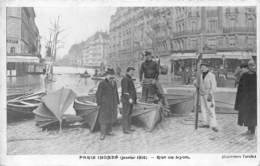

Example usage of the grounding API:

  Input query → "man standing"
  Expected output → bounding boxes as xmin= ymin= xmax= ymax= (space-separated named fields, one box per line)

xmin=139 ymin=51 xmax=159 ymax=102
xmin=194 ymin=63 xmax=218 ymax=132
xmin=217 ymin=65 xmax=227 ymax=87
xmin=96 ymin=68 xmax=120 ymax=140
xmin=234 ymin=63 xmax=249 ymax=87
xmin=121 ymin=67 xmax=137 ymax=134
xmin=235 ymin=60 xmax=257 ymax=140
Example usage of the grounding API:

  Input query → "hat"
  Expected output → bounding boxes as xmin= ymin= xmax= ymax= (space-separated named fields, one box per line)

xmin=144 ymin=51 xmax=152 ymax=56
xmin=105 ymin=68 xmax=115 ymax=75
xmin=126 ymin=66 xmax=135 ymax=72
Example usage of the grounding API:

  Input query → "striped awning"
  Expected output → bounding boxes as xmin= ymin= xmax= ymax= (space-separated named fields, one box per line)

xmin=216 ymin=52 xmax=253 ymax=59
xmin=7 ymin=56 xmax=40 ymax=63
xmin=171 ymin=53 xmax=198 ymax=60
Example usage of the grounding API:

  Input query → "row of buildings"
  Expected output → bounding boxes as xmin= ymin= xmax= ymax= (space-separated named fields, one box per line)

xmin=82 ymin=32 xmax=109 ymax=68
xmin=106 ymin=7 xmax=256 ymax=78
xmin=6 ymin=7 xmax=42 ymax=76
xmin=65 ymin=31 xmax=109 ymax=69
xmin=63 ymin=7 xmax=256 ymax=79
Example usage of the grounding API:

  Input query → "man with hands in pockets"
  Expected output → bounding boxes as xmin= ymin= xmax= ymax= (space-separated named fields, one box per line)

xmin=121 ymin=66 xmax=137 ymax=134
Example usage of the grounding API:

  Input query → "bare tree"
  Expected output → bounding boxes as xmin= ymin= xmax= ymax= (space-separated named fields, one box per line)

xmin=45 ymin=16 xmax=65 ymax=79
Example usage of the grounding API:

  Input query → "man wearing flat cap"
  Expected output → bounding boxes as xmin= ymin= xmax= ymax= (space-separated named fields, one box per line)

xmin=139 ymin=51 xmax=160 ymax=102
xmin=96 ymin=68 xmax=120 ymax=140
xmin=194 ymin=62 xmax=218 ymax=132
xmin=121 ymin=66 xmax=137 ymax=134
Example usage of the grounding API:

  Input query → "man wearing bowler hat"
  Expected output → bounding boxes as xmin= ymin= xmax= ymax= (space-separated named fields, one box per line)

xmin=194 ymin=62 xmax=218 ymax=132
xmin=121 ymin=66 xmax=137 ymax=134
xmin=96 ymin=68 xmax=120 ymax=140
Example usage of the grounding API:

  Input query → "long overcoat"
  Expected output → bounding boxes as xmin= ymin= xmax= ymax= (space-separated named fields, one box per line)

xmin=234 ymin=71 xmax=257 ymax=127
xmin=96 ymin=78 xmax=119 ymax=125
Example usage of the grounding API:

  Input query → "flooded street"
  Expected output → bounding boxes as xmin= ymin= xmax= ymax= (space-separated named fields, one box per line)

xmin=6 ymin=66 xmax=256 ymax=154
xmin=7 ymin=66 xmax=98 ymax=96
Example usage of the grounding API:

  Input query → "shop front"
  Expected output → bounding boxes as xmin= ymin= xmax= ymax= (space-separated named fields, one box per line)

xmin=171 ymin=52 xmax=198 ymax=76
xmin=203 ymin=51 xmax=254 ymax=72
xmin=7 ymin=55 xmax=40 ymax=77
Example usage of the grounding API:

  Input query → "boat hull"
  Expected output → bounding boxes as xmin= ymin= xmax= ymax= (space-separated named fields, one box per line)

xmin=131 ymin=103 xmax=161 ymax=132
xmin=165 ymin=94 xmax=194 ymax=116
xmin=80 ymin=74 xmax=91 ymax=78
xmin=7 ymin=91 xmax=46 ymax=122
xmin=73 ymin=96 xmax=99 ymax=132
xmin=7 ymin=104 xmax=37 ymax=122
xmin=91 ymin=76 xmax=104 ymax=81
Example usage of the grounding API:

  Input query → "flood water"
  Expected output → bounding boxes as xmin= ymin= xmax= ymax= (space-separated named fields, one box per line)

xmin=7 ymin=66 xmax=98 ymax=96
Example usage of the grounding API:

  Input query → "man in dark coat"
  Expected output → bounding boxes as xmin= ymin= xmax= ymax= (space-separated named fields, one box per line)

xmin=234 ymin=63 xmax=249 ymax=87
xmin=121 ymin=66 xmax=137 ymax=134
xmin=96 ymin=68 xmax=120 ymax=140
xmin=234 ymin=60 xmax=257 ymax=140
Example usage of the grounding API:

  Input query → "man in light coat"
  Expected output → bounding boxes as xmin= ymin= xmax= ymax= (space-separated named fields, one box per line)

xmin=194 ymin=63 xmax=218 ymax=132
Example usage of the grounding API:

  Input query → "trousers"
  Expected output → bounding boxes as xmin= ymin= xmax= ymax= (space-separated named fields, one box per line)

xmin=100 ymin=123 xmax=112 ymax=136
xmin=200 ymin=94 xmax=218 ymax=128
xmin=141 ymin=78 xmax=168 ymax=105
xmin=122 ymin=103 xmax=133 ymax=131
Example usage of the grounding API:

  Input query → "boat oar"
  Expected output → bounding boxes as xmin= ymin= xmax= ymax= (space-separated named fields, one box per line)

xmin=195 ymin=53 xmax=203 ymax=130
xmin=8 ymin=90 xmax=44 ymax=103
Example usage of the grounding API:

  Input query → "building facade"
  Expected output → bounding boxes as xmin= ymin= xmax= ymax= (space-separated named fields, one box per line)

xmin=108 ymin=7 xmax=176 ymax=79
xmin=82 ymin=31 xmax=109 ymax=68
xmin=108 ymin=7 xmax=256 ymax=79
xmin=171 ymin=7 xmax=256 ymax=73
xmin=6 ymin=7 xmax=41 ymax=76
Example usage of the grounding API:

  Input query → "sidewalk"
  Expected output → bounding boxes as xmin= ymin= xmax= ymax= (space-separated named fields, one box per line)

xmin=7 ymin=113 xmax=256 ymax=154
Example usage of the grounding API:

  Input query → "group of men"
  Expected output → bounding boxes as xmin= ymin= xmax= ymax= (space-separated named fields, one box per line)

xmin=95 ymin=66 xmax=137 ymax=140
xmin=95 ymin=50 xmax=257 ymax=141
xmin=95 ymin=51 xmax=164 ymax=140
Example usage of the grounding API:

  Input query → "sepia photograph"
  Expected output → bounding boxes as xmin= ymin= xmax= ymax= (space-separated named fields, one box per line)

xmin=2 ymin=1 xmax=258 ymax=160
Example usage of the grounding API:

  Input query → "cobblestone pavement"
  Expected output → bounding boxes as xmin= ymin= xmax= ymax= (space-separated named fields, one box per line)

xmin=7 ymin=112 xmax=256 ymax=154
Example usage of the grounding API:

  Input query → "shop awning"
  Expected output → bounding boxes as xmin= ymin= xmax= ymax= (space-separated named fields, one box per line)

xmin=216 ymin=52 xmax=253 ymax=59
xmin=202 ymin=53 xmax=223 ymax=59
xmin=7 ymin=56 xmax=40 ymax=63
xmin=171 ymin=53 xmax=198 ymax=60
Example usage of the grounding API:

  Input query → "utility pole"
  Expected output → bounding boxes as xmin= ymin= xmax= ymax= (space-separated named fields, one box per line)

xmin=195 ymin=7 xmax=205 ymax=130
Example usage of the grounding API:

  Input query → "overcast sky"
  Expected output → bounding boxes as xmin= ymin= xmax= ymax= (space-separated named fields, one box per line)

xmin=34 ymin=7 xmax=116 ymax=59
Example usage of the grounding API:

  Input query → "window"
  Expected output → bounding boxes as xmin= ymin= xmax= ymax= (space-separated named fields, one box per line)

xmin=208 ymin=19 xmax=218 ymax=32
xmin=10 ymin=47 xmax=15 ymax=54
xmin=207 ymin=38 xmax=216 ymax=48
xmin=247 ymin=36 xmax=255 ymax=48
xmin=229 ymin=36 xmax=236 ymax=47
xmin=191 ymin=21 xmax=197 ymax=31
xmin=230 ymin=18 xmax=236 ymax=28
xmin=247 ymin=18 xmax=255 ymax=28
xmin=191 ymin=39 xmax=197 ymax=49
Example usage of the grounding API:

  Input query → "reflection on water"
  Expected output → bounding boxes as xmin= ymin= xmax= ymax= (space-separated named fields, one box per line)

xmin=7 ymin=66 xmax=98 ymax=96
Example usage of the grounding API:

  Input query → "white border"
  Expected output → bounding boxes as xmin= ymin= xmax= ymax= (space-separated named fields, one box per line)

xmin=0 ymin=0 xmax=259 ymax=166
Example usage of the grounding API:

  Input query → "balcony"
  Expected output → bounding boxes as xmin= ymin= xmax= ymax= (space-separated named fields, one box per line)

xmin=172 ymin=29 xmax=202 ymax=38
xmin=223 ymin=27 xmax=256 ymax=33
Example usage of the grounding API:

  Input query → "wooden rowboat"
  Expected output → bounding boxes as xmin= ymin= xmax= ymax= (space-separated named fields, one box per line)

xmin=131 ymin=102 xmax=161 ymax=132
xmin=165 ymin=93 xmax=194 ymax=116
xmin=73 ymin=96 xmax=99 ymax=132
xmin=80 ymin=73 xmax=91 ymax=78
xmin=7 ymin=91 xmax=46 ymax=122
xmin=91 ymin=76 xmax=105 ymax=81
